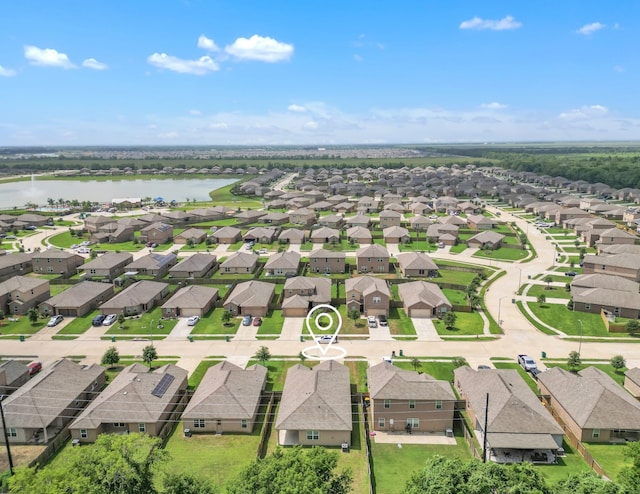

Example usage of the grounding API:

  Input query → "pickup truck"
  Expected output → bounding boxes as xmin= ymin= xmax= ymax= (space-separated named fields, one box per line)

xmin=518 ymin=354 xmax=538 ymax=372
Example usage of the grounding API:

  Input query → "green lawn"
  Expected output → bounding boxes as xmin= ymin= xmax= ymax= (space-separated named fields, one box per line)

xmin=473 ymin=247 xmax=529 ymax=261
xmin=246 ymin=359 xmax=319 ymax=391
xmin=0 ymin=316 xmax=47 ymax=335
xmin=50 ymin=284 xmax=73 ymax=296
xmin=534 ymin=440 xmax=593 ymax=486
xmin=57 ymin=310 xmax=99 ymax=335
xmin=441 ymin=288 xmax=468 ymax=305
xmin=435 ymin=268 xmax=481 ymax=286
xmin=388 ymin=308 xmax=416 ymax=336
xmin=256 ymin=310 xmax=284 ymax=335
xmin=208 ymin=183 xmax=261 ymax=209
xmin=527 ymin=303 xmax=610 ymax=337
xmin=345 ymin=360 xmax=369 ymax=392
xmin=189 ymin=308 xmax=240 ymax=335
xmin=527 ymin=284 xmax=571 ymax=300
xmin=336 ymin=403 xmax=370 ymax=494
xmin=433 ymin=311 xmax=484 ymax=336
xmin=584 ymin=442 xmax=632 ymax=481
xmin=449 ymin=243 xmax=468 ymax=254
xmin=392 ymin=360 xmax=464 ymax=382
xmin=188 ymin=359 xmax=225 ymax=388
xmin=105 ymin=307 xmax=177 ymax=335
xmin=397 ymin=241 xmax=437 ymax=252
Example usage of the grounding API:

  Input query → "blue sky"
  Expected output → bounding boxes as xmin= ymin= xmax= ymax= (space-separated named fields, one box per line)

xmin=1 ymin=1 xmax=638 ymax=145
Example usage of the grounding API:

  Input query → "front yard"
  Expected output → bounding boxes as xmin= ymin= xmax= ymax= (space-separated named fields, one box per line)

xmin=189 ymin=308 xmax=241 ymax=335
xmin=104 ymin=307 xmax=177 ymax=335
xmin=527 ymin=303 xmax=611 ymax=337
xmin=433 ymin=310 xmax=484 ymax=336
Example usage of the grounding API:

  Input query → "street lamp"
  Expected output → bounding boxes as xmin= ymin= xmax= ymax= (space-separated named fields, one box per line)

xmin=497 ymin=296 xmax=508 ymax=327
xmin=578 ymin=319 xmax=584 ymax=356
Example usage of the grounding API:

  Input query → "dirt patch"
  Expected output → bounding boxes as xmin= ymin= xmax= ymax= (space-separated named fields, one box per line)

xmin=0 ymin=444 xmax=46 ymax=473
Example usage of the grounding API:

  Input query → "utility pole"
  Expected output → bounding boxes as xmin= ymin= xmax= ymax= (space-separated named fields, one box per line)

xmin=0 ymin=396 xmax=14 ymax=475
xmin=482 ymin=393 xmax=489 ymax=463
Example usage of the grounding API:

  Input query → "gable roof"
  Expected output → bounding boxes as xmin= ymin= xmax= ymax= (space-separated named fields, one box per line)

xmin=278 ymin=228 xmax=305 ymax=240
xmin=264 ymin=251 xmax=301 ymax=270
xmin=283 ymin=277 xmax=331 ymax=303
xmin=356 ymin=244 xmax=390 ymax=258
xmin=225 ymin=280 xmax=275 ymax=308
xmin=345 ymin=276 xmax=390 ymax=297
xmin=0 ymin=275 xmax=48 ymax=296
xmin=468 ymin=231 xmax=505 ymax=244
xmin=41 ymin=281 xmax=113 ymax=308
xmin=571 ymin=273 xmax=639 ymax=293
xmin=81 ymin=252 xmax=134 ymax=271
xmin=309 ymin=248 xmax=345 ymax=260
xmin=212 ymin=226 xmax=242 ymax=238
xmin=127 ymin=253 xmax=177 ymax=270
xmin=383 ymin=226 xmax=410 ymax=237
xmin=169 ymin=253 xmax=217 ymax=274
xmin=368 ymin=362 xmax=455 ymax=401
xmin=396 ymin=252 xmax=438 ymax=271
xmin=346 ymin=226 xmax=372 ymax=239
xmin=0 ymin=360 xmax=28 ymax=388
xmin=310 ymin=227 xmax=340 ymax=239
xmin=398 ymin=281 xmax=450 ymax=309
xmin=220 ymin=252 xmax=258 ymax=268
xmin=99 ymin=281 xmax=168 ymax=310
xmin=161 ymin=285 xmax=218 ymax=310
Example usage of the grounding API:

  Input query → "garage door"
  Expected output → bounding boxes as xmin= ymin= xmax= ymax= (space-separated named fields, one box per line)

xmin=409 ymin=309 xmax=433 ymax=318
xmin=283 ymin=308 xmax=307 ymax=317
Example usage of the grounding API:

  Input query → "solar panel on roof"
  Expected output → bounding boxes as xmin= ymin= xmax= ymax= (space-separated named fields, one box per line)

xmin=151 ymin=373 xmax=175 ymax=398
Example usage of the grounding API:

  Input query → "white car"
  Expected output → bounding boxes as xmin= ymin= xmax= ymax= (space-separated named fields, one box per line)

xmin=102 ymin=314 xmax=117 ymax=326
xmin=187 ymin=316 xmax=200 ymax=326
xmin=367 ymin=316 xmax=377 ymax=324
xmin=316 ymin=335 xmax=338 ymax=344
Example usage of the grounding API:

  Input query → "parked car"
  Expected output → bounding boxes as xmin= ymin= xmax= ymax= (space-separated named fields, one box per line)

xmin=102 ymin=314 xmax=117 ymax=326
xmin=24 ymin=225 xmax=37 ymax=231
xmin=252 ymin=317 xmax=263 ymax=326
xmin=187 ymin=315 xmax=200 ymax=326
xmin=564 ymin=271 xmax=577 ymax=277
xmin=317 ymin=335 xmax=338 ymax=344
xmin=367 ymin=315 xmax=377 ymax=324
xmin=77 ymin=247 xmax=91 ymax=254
xmin=47 ymin=315 xmax=64 ymax=327
xmin=368 ymin=319 xmax=378 ymax=328
xmin=477 ymin=365 xmax=491 ymax=370
xmin=378 ymin=315 xmax=388 ymax=326
xmin=258 ymin=248 xmax=268 ymax=254
xmin=242 ymin=315 xmax=252 ymax=326
xmin=92 ymin=314 xmax=107 ymax=326
xmin=27 ymin=361 xmax=42 ymax=376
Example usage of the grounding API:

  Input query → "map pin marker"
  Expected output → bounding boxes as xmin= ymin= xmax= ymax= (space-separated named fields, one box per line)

xmin=305 ymin=304 xmax=342 ymax=356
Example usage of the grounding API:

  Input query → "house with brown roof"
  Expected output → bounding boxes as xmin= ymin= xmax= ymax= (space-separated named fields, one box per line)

xmin=289 ymin=208 xmax=316 ymax=226
xmin=408 ymin=215 xmax=432 ymax=231
xmin=318 ymin=214 xmax=344 ymax=229
xmin=161 ymin=210 xmax=192 ymax=225
xmin=0 ymin=359 xmax=105 ymax=444
xmin=345 ymin=213 xmax=371 ymax=228
xmin=467 ymin=231 xmax=505 ymax=250
xmin=98 ymin=280 xmax=169 ymax=316
xmin=140 ymin=222 xmax=174 ymax=244
xmin=69 ymin=364 xmax=187 ymax=443
xmin=174 ymin=228 xmax=207 ymax=244
xmin=281 ymin=277 xmax=331 ymax=317
xmin=161 ymin=285 xmax=219 ymax=318
xmin=455 ymin=367 xmax=563 ymax=463
xmin=396 ymin=252 xmax=438 ymax=277
xmin=79 ymin=252 xmax=133 ymax=281
xmin=345 ymin=276 xmax=390 ymax=317
xmin=234 ymin=210 xmax=267 ymax=224
xmin=91 ymin=224 xmax=135 ymax=244
xmin=278 ymin=228 xmax=306 ymax=244
xmin=0 ymin=276 xmax=50 ymax=316
xmin=595 ymin=227 xmax=637 ymax=247
xmin=555 ymin=207 xmax=591 ymax=225
xmin=219 ymin=252 xmax=258 ymax=274
xmin=571 ymin=274 xmax=640 ymax=319
xmin=346 ymin=226 xmax=372 ymax=244
xmin=426 ymin=223 xmax=459 ymax=246
xmin=243 ymin=227 xmax=278 ymax=244
xmin=624 ymin=368 xmax=640 ymax=398
xmin=261 ymin=212 xmax=290 ymax=225
xmin=398 ymin=281 xmax=451 ymax=318
xmin=126 ymin=253 xmax=178 ymax=278
xmin=32 ymin=249 xmax=84 ymax=278
xmin=538 ymin=366 xmax=640 ymax=443
xmin=383 ymin=225 xmax=410 ymax=244
xmin=264 ymin=251 xmax=300 ymax=277
xmin=467 ymin=214 xmax=497 ymax=230
xmin=0 ymin=253 xmax=33 ymax=281
xmin=224 ymin=280 xmax=275 ymax=316
xmin=582 ymin=253 xmax=640 ymax=281
xmin=0 ymin=360 xmax=29 ymax=396
xmin=356 ymin=244 xmax=390 ymax=273
xmin=368 ymin=362 xmax=456 ymax=433
xmin=379 ymin=210 xmax=402 ymax=228
xmin=15 ymin=213 xmax=49 ymax=227
xmin=39 ymin=281 xmax=114 ymax=317
xmin=211 ymin=226 xmax=242 ymax=244
xmin=168 ymin=253 xmax=217 ymax=278
xmin=276 ymin=361 xmax=352 ymax=446
xmin=308 ymin=249 xmax=345 ymax=274
xmin=84 ymin=215 xmax=116 ymax=233
xmin=182 ymin=361 xmax=267 ymax=434
xmin=310 ymin=227 xmax=340 ymax=244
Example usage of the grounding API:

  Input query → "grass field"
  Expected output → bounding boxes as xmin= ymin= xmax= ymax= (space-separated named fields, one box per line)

xmin=105 ymin=307 xmax=177 ymax=335
xmin=527 ymin=303 xmax=610 ymax=337
xmin=388 ymin=308 xmax=416 ymax=336
xmin=433 ymin=311 xmax=484 ymax=336
xmin=256 ymin=309 xmax=284 ymax=334
xmin=57 ymin=310 xmax=98 ymax=334
xmin=473 ymin=247 xmax=529 ymax=262
xmin=526 ymin=284 xmax=571 ymax=300
xmin=584 ymin=442 xmax=632 ymax=481
xmin=189 ymin=308 xmax=241 ymax=335
xmin=392 ymin=360 xmax=464 ymax=382
xmin=0 ymin=316 xmax=47 ymax=335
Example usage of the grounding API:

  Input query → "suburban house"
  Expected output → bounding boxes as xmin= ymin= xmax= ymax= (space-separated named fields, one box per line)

xmin=211 ymin=226 xmax=242 ymax=244
xmin=264 ymin=251 xmax=300 ymax=277
xmin=0 ymin=253 xmax=33 ymax=281
xmin=396 ymin=252 xmax=439 ymax=277
xmin=0 ymin=276 xmax=50 ymax=315
xmin=15 ymin=213 xmax=49 ymax=227
xmin=379 ymin=210 xmax=402 ymax=228
xmin=275 ymin=360 xmax=352 ymax=446
xmin=537 ymin=366 xmax=640 ymax=443
xmin=174 ymin=228 xmax=207 ymax=244
xmin=467 ymin=231 xmax=505 ymax=250
xmin=234 ymin=210 xmax=266 ymax=224
xmin=426 ymin=223 xmax=459 ymax=246
xmin=345 ymin=276 xmax=390 ymax=317
xmin=455 ymin=367 xmax=563 ymax=464
xmin=398 ymin=281 xmax=451 ymax=318
xmin=318 ymin=215 xmax=345 ymax=229
xmin=219 ymin=252 xmax=258 ymax=274
xmin=39 ymin=281 xmax=114 ymax=317
xmin=310 ymin=227 xmax=340 ymax=244
xmin=79 ymin=252 xmax=133 ymax=281
xmin=0 ymin=360 xmax=29 ymax=396
xmin=624 ymin=368 xmax=640 ymax=398
xmin=140 ymin=222 xmax=174 ymax=244
xmin=69 ymin=364 xmax=188 ymax=443
xmin=182 ymin=361 xmax=267 ymax=434
xmin=32 ymin=249 xmax=84 ymax=278
xmin=289 ymin=208 xmax=316 ymax=226
xmin=0 ymin=359 xmax=105 ymax=444
xmin=243 ymin=227 xmax=278 ymax=244
xmin=582 ymin=254 xmax=640 ymax=281
xmin=345 ymin=214 xmax=372 ymax=228
xmin=281 ymin=277 xmax=331 ymax=317
xmin=383 ymin=226 xmax=411 ymax=244
xmin=161 ymin=285 xmax=219 ymax=318
xmin=261 ymin=212 xmax=290 ymax=225
xmin=346 ymin=226 xmax=372 ymax=244
xmin=570 ymin=274 xmax=640 ymax=319
xmin=309 ymin=249 xmax=345 ymax=274
xmin=161 ymin=210 xmax=192 ymax=225
xmin=90 ymin=224 xmax=135 ymax=244
xmin=555 ymin=207 xmax=591 ymax=225
xmin=367 ymin=362 xmax=456 ymax=433
xmin=84 ymin=216 xmax=116 ymax=233
xmin=224 ymin=280 xmax=275 ymax=317
xmin=168 ymin=253 xmax=217 ymax=278
xmin=278 ymin=228 xmax=306 ymax=244
xmin=98 ymin=280 xmax=169 ymax=316
xmin=595 ymin=227 xmax=637 ymax=247
xmin=408 ymin=215 xmax=433 ymax=232
xmin=356 ymin=244 xmax=390 ymax=273
xmin=125 ymin=253 xmax=178 ymax=278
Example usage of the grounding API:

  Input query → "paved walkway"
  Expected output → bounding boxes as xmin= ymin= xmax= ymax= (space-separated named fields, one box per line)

xmin=368 ymin=326 xmax=393 ymax=341
xmin=412 ymin=318 xmax=441 ymax=341
xmin=372 ymin=430 xmax=457 ymax=445
xmin=233 ymin=323 xmax=258 ymax=341
xmin=278 ymin=317 xmax=304 ymax=341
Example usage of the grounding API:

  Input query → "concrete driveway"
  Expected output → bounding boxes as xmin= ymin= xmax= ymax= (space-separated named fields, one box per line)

xmin=167 ymin=318 xmax=193 ymax=340
xmin=279 ymin=317 xmax=304 ymax=341
xmin=411 ymin=318 xmax=441 ymax=341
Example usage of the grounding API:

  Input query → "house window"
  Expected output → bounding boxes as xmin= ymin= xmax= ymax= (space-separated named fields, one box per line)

xmin=592 ymin=429 xmax=600 ymax=439
xmin=8 ymin=428 xmax=17 ymax=437
xmin=409 ymin=400 xmax=416 ymax=409
xmin=113 ymin=423 xmax=125 ymax=428
xmin=224 ymin=267 xmax=230 ymax=273
xmin=378 ymin=266 xmax=385 ymax=272
xmin=373 ymin=296 xmax=381 ymax=304
xmin=193 ymin=419 xmax=206 ymax=428
xmin=241 ymin=419 xmax=248 ymax=429
xmin=585 ymin=304 xmax=591 ymax=310
xmin=80 ymin=429 xmax=87 ymax=439
xmin=383 ymin=399 xmax=391 ymax=409
xmin=614 ymin=307 xmax=620 ymax=314
xmin=435 ymin=400 xmax=443 ymax=409
xmin=406 ymin=418 xmax=419 ymax=429
xmin=418 ymin=269 xmax=425 ymax=275
xmin=139 ymin=423 xmax=146 ymax=433
xmin=378 ymin=417 xmax=385 ymax=428
xmin=306 ymin=430 xmax=319 ymax=441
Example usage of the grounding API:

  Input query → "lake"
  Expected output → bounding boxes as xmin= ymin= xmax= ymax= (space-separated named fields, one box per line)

xmin=0 ymin=177 xmax=239 ymax=208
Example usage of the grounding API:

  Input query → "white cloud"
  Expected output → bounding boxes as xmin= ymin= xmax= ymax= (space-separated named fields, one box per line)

xmin=147 ymin=53 xmax=219 ymax=75
xmin=558 ymin=105 xmax=608 ymax=120
xmin=197 ymin=35 xmax=219 ymax=52
xmin=577 ymin=22 xmax=605 ymax=35
xmin=480 ymin=102 xmax=508 ymax=110
xmin=24 ymin=45 xmax=75 ymax=68
xmin=189 ymin=109 xmax=202 ymax=115
xmin=459 ymin=15 xmax=522 ymax=31
xmin=224 ymin=35 xmax=293 ymax=62
xmin=0 ymin=65 xmax=17 ymax=77
xmin=288 ymin=104 xmax=306 ymax=113
xmin=303 ymin=121 xmax=319 ymax=130
xmin=82 ymin=58 xmax=108 ymax=70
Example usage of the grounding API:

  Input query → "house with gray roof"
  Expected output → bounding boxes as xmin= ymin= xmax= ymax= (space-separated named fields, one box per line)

xmin=169 ymin=253 xmax=217 ymax=278
xmin=211 ymin=226 xmax=242 ymax=244
xmin=140 ymin=222 xmax=174 ymax=244
xmin=243 ymin=227 xmax=278 ymax=244
xmin=84 ymin=215 xmax=116 ymax=233
xmin=318 ymin=214 xmax=345 ymax=229
xmin=379 ymin=210 xmax=402 ymax=228
xmin=0 ymin=359 xmax=105 ymax=444
xmin=467 ymin=230 xmax=505 ymax=250
xmin=345 ymin=276 xmax=390 ymax=317
xmin=32 ymin=249 xmax=84 ymax=278
xmin=264 ymin=251 xmax=300 ymax=277
xmin=356 ymin=244 xmax=390 ymax=273
xmin=368 ymin=362 xmax=456 ymax=433
xmin=126 ymin=252 xmax=178 ymax=278
xmin=345 ymin=213 xmax=371 ymax=228
xmin=467 ymin=214 xmax=497 ymax=230
xmin=408 ymin=215 xmax=432 ymax=231
xmin=282 ymin=277 xmax=331 ymax=317
xmin=289 ymin=208 xmax=316 ymax=226
xmin=398 ymin=281 xmax=451 ymax=318
xmin=278 ymin=228 xmax=306 ymax=244
xmin=582 ymin=253 xmax=640 ymax=281
xmin=595 ymin=227 xmax=637 ymax=248
xmin=455 ymin=367 xmax=563 ymax=463
xmin=276 ymin=360 xmax=352 ymax=446
xmin=308 ymin=249 xmax=345 ymax=274
xmin=0 ymin=252 xmax=33 ymax=281
xmin=219 ymin=252 xmax=258 ymax=274
xmin=0 ymin=360 xmax=29 ymax=396
xmin=538 ymin=366 xmax=640 ymax=443
xmin=161 ymin=285 xmax=219 ymax=318
xmin=234 ymin=210 xmax=266 ymax=224
xmin=383 ymin=225 xmax=410 ymax=244
xmin=310 ymin=226 xmax=340 ymax=244
xmin=39 ymin=281 xmax=114 ymax=317
xmin=346 ymin=226 xmax=372 ymax=244
xmin=79 ymin=252 xmax=133 ymax=281
xmin=98 ymin=280 xmax=169 ymax=316
xmin=571 ymin=274 xmax=640 ymax=318
xmin=261 ymin=212 xmax=290 ymax=225
xmin=182 ymin=361 xmax=267 ymax=434
xmin=69 ymin=364 xmax=187 ymax=443
xmin=396 ymin=252 xmax=438 ymax=277
xmin=174 ymin=227 xmax=207 ymax=244
xmin=224 ymin=280 xmax=275 ymax=317
xmin=0 ymin=276 xmax=50 ymax=316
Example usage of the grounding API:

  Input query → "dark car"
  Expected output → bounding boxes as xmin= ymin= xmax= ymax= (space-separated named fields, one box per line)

xmin=92 ymin=314 xmax=107 ymax=326
xmin=564 ymin=271 xmax=577 ymax=277
xmin=378 ymin=315 xmax=388 ymax=327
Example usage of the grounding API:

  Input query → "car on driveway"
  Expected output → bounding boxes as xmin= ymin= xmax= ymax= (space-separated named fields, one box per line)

xmin=368 ymin=319 xmax=378 ymax=328
xmin=47 ymin=315 xmax=64 ymax=327
xmin=27 ymin=361 xmax=42 ymax=375
xmin=92 ymin=314 xmax=106 ymax=326
xmin=102 ymin=314 xmax=117 ymax=326
xmin=187 ymin=315 xmax=200 ymax=326
xmin=565 ymin=271 xmax=577 ymax=277
xmin=252 ymin=317 xmax=263 ymax=326
xmin=378 ymin=315 xmax=388 ymax=326
xmin=242 ymin=315 xmax=252 ymax=326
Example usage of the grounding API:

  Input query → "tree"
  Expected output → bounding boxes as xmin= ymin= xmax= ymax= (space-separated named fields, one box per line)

xmin=628 ymin=320 xmax=640 ymax=333
xmin=347 ymin=308 xmax=361 ymax=326
xmin=410 ymin=357 xmax=422 ymax=373
xmin=221 ymin=310 xmax=232 ymax=327
xmin=163 ymin=473 xmax=216 ymax=494
xmin=101 ymin=346 xmax=120 ymax=369
xmin=567 ymin=351 xmax=582 ymax=372
xmin=468 ymin=294 xmax=481 ymax=310
xmin=552 ymin=472 xmax=623 ymax=494
xmin=297 ymin=351 xmax=307 ymax=365
xmin=442 ymin=311 xmax=456 ymax=330
xmin=142 ymin=344 xmax=158 ymax=368
xmin=254 ymin=346 xmax=271 ymax=365
xmin=452 ymin=357 xmax=466 ymax=368
xmin=618 ymin=442 xmax=640 ymax=493
xmin=227 ymin=446 xmax=352 ymax=494
xmin=8 ymin=433 xmax=167 ymax=494
xmin=28 ymin=307 xmax=39 ymax=324
xmin=543 ymin=275 xmax=553 ymax=290
xmin=117 ymin=312 xmax=125 ymax=329
xmin=611 ymin=355 xmax=626 ymax=373
xmin=537 ymin=294 xmax=546 ymax=305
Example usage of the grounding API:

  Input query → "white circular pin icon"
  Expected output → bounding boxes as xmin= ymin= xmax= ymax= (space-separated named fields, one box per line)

xmin=302 ymin=304 xmax=346 ymax=360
